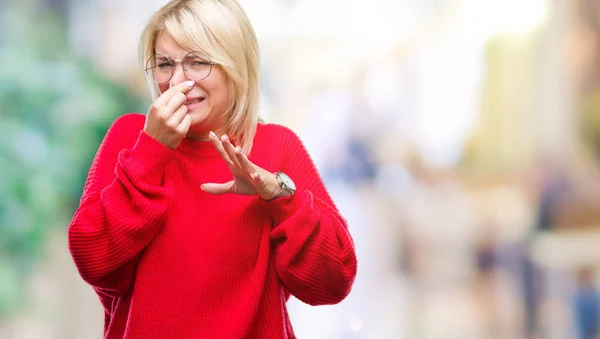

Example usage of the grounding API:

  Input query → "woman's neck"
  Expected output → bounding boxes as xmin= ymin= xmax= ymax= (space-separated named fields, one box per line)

xmin=186 ymin=127 xmax=226 ymax=142
xmin=185 ymin=132 xmax=210 ymax=142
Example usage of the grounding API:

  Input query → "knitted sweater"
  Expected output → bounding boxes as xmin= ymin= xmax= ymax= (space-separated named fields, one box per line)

xmin=68 ymin=113 xmax=357 ymax=339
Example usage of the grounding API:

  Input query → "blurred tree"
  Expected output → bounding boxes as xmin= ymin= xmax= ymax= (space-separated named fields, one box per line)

xmin=0 ymin=4 xmax=144 ymax=320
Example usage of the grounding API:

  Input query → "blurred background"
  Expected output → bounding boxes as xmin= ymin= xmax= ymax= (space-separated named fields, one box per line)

xmin=2 ymin=0 xmax=600 ymax=338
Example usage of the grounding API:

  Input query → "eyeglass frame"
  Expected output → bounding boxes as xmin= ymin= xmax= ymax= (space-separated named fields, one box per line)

xmin=144 ymin=51 xmax=217 ymax=84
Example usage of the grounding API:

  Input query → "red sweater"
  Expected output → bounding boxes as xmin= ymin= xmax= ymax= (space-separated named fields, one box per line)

xmin=68 ymin=113 xmax=357 ymax=339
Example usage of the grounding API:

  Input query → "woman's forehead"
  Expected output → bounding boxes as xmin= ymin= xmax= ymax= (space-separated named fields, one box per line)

xmin=154 ymin=32 xmax=186 ymax=57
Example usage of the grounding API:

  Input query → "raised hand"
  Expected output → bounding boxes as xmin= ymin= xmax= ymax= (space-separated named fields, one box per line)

xmin=201 ymin=132 xmax=285 ymax=200
xmin=143 ymin=81 xmax=195 ymax=149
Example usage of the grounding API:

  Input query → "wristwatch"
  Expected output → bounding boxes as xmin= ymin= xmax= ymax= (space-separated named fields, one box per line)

xmin=275 ymin=172 xmax=296 ymax=196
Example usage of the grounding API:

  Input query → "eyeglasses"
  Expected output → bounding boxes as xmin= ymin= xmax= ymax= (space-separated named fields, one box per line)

xmin=145 ymin=51 xmax=216 ymax=84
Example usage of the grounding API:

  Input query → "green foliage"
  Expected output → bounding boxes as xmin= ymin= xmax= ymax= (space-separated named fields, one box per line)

xmin=0 ymin=5 xmax=144 ymax=317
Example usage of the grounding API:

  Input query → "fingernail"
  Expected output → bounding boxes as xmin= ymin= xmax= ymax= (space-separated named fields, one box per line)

xmin=200 ymin=184 xmax=205 ymax=190
xmin=209 ymin=131 xmax=216 ymax=139
xmin=223 ymin=134 xmax=229 ymax=141
xmin=236 ymin=146 xmax=242 ymax=153
xmin=187 ymin=80 xmax=195 ymax=87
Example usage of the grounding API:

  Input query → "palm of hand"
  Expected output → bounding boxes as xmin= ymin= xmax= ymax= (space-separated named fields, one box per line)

xmin=201 ymin=133 xmax=281 ymax=200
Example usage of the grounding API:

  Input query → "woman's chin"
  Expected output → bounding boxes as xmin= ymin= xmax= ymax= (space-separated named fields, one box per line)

xmin=187 ymin=108 xmax=225 ymax=134
xmin=187 ymin=109 xmax=207 ymax=124
xmin=187 ymin=111 xmax=213 ymax=132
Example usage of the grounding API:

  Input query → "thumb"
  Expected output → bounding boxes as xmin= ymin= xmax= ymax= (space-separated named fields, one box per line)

xmin=201 ymin=181 xmax=235 ymax=195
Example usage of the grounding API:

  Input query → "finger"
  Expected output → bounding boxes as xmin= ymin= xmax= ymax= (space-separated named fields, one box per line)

xmin=234 ymin=146 xmax=255 ymax=173
xmin=208 ymin=131 xmax=234 ymax=166
xmin=162 ymin=92 xmax=187 ymax=118
xmin=175 ymin=114 xmax=192 ymax=135
xmin=201 ymin=181 xmax=234 ymax=195
xmin=152 ymin=80 xmax=195 ymax=109
xmin=167 ymin=104 xmax=188 ymax=127
xmin=221 ymin=134 xmax=241 ymax=167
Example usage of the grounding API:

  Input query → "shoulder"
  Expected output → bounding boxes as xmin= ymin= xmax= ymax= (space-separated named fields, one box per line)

xmin=109 ymin=113 xmax=146 ymax=133
xmin=100 ymin=113 xmax=146 ymax=150
xmin=254 ymin=122 xmax=311 ymax=164
xmin=255 ymin=122 xmax=302 ymax=145
xmin=105 ymin=113 xmax=145 ymax=140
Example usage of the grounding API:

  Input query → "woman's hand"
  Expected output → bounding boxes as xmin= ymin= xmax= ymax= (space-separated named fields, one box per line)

xmin=201 ymin=132 xmax=286 ymax=200
xmin=143 ymin=81 xmax=195 ymax=149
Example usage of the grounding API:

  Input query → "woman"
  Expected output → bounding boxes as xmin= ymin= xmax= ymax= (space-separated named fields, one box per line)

xmin=67 ymin=0 xmax=357 ymax=338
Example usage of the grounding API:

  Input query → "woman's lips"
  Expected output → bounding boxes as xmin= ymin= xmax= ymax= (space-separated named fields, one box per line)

xmin=185 ymin=97 xmax=205 ymax=109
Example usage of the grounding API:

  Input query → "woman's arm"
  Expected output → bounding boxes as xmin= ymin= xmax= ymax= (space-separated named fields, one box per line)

xmin=267 ymin=128 xmax=357 ymax=305
xmin=68 ymin=114 xmax=175 ymax=298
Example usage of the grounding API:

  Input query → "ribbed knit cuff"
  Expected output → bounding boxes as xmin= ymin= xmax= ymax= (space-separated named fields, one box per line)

xmin=120 ymin=131 xmax=175 ymax=184
xmin=266 ymin=190 xmax=307 ymax=225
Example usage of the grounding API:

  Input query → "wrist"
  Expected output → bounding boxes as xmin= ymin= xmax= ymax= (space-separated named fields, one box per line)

xmin=126 ymin=131 xmax=175 ymax=183
xmin=262 ymin=173 xmax=291 ymax=201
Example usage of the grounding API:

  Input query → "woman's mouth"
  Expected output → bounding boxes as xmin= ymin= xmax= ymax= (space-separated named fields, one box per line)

xmin=185 ymin=97 xmax=205 ymax=109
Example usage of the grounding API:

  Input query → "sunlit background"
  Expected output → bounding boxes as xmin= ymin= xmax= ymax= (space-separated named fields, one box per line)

xmin=3 ymin=0 xmax=600 ymax=338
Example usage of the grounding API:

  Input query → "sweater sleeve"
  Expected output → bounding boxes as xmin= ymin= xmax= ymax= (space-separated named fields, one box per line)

xmin=267 ymin=127 xmax=357 ymax=306
xmin=68 ymin=114 xmax=175 ymax=298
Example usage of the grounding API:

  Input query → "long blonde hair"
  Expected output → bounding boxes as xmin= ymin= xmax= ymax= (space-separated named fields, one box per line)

xmin=139 ymin=0 xmax=261 ymax=154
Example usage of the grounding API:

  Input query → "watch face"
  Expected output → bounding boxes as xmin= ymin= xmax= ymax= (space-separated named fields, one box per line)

xmin=278 ymin=172 xmax=296 ymax=191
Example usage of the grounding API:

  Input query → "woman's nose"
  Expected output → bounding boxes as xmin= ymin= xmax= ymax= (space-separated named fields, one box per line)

xmin=169 ymin=62 xmax=191 ymax=88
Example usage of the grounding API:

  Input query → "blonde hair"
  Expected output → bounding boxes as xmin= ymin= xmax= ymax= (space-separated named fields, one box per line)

xmin=139 ymin=0 xmax=261 ymax=154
